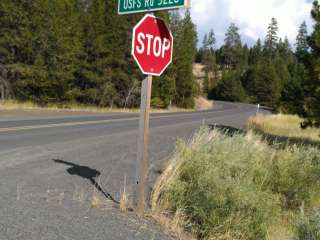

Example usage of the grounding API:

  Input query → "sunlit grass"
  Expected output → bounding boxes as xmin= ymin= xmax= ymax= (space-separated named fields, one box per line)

xmin=0 ymin=100 xmax=193 ymax=113
xmin=248 ymin=114 xmax=320 ymax=142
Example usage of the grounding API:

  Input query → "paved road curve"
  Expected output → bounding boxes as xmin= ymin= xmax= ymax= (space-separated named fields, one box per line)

xmin=0 ymin=101 xmax=261 ymax=240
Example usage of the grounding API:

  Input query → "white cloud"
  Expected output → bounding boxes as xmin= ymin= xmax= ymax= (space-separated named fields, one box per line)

xmin=191 ymin=0 xmax=313 ymax=47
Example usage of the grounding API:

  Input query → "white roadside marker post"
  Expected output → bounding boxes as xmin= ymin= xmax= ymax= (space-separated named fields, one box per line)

xmin=256 ymin=104 xmax=260 ymax=115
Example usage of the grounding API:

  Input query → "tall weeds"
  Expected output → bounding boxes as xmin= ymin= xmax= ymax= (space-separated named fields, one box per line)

xmin=152 ymin=128 xmax=320 ymax=240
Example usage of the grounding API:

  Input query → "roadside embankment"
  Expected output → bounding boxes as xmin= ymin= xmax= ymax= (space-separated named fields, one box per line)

xmin=151 ymin=127 xmax=320 ymax=240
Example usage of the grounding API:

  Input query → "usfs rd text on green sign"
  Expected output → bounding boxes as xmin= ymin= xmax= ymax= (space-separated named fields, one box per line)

xmin=118 ymin=0 xmax=185 ymax=14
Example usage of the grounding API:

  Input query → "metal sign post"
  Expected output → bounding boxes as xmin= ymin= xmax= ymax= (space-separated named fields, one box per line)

xmin=135 ymin=75 xmax=152 ymax=213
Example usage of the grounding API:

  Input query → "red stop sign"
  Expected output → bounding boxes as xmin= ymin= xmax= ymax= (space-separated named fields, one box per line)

xmin=132 ymin=14 xmax=173 ymax=76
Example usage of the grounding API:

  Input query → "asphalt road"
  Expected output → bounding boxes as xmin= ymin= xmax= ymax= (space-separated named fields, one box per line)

xmin=0 ymin=101 xmax=262 ymax=240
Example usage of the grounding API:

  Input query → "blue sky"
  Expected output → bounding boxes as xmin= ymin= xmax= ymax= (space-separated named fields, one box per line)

xmin=190 ymin=0 xmax=314 ymax=47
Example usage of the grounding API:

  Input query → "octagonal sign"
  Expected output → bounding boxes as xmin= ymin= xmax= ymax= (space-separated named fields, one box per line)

xmin=132 ymin=14 xmax=173 ymax=76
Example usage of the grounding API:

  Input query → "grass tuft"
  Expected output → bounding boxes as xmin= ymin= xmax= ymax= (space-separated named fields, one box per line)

xmin=91 ymin=192 xmax=103 ymax=208
xmin=119 ymin=175 xmax=129 ymax=212
xmin=119 ymin=191 xmax=129 ymax=212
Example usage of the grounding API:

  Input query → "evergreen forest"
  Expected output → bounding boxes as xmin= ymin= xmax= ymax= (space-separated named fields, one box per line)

xmin=0 ymin=0 xmax=319 ymax=127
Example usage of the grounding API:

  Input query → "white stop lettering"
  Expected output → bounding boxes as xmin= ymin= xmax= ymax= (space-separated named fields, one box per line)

xmin=136 ymin=33 xmax=170 ymax=58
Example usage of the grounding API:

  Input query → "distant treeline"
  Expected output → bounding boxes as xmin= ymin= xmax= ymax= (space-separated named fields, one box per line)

xmin=197 ymin=0 xmax=320 ymax=127
xmin=0 ymin=0 xmax=197 ymax=109
xmin=0 ymin=0 xmax=319 ymax=127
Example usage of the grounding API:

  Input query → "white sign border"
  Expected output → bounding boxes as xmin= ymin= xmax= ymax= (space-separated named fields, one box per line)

xmin=118 ymin=0 xmax=187 ymax=15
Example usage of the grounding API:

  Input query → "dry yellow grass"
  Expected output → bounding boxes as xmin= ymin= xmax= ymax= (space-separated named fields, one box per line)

xmin=267 ymin=215 xmax=295 ymax=240
xmin=91 ymin=193 xmax=103 ymax=208
xmin=90 ymin=190 xmax=114 ymax=209
xmin=248 ymin=114 xmax=320 ymax=142
xmin=119 ymin=191 xmax=129 ymax=212
xmin=0 ymin=100 xmax=138 ymax=112
xmin=194 ymin=97 xmax=214 ymax=111
xmin=119 ymin=175 xmax=129 ymax=212
xmin=0 ymin=100 xmax=194 ymax=113
xmin=151 ymin=211 xmax=196 ymax=240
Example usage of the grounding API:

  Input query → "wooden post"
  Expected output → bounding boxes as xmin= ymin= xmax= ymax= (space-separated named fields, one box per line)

xmin=185 ymin=0 xmax=192 ymax=9
xmin=0 ymin=85 xmax=4 ymax=102
xmin=135 ymin=75 xmax=152 ymax=213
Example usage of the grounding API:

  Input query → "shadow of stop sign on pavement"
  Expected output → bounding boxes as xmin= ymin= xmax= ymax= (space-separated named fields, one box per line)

xmin=132 ymin=14 xmax=173 ymax=76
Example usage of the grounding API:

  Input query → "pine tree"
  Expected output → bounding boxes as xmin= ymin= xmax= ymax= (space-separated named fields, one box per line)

xmin=241 ymin=65 xmax=258 ymax=102
xmin=280 ymin=63 xmax=306 ymax=114
xmin=296 ymin=21 xmax=309 ymax=56
xmin=0 ymin=0 xmax=83 ymax=103
xmin=44 ymin=0 xmax=84 ymax=102
xmin=248 ymin=39 xmax=262 ymax=65
xmin=225 ymin=23 xmax=241 ymax=47
xmin=202 ymin=34 xmax=208 ymax=50
xmin=252 ymin=60 xmax=281 ymax=107
xmin=211 ymin=70 xmax=246 ymax=102
xmin=76 ymin=0 xmax=139 ymax=107
xmin=174 ymin=10 xmax=197 ymax=108
xmin=300 ymin=0 xmax=320 ymax=128
xmin=277 ymin=37 xmax=294 ymax=62
xmin=206 ymin=30 xmax=216 ymax=50
xmin=264 ymin=17 xmax=279 ymax=56
xmin=201 ymin=29 xmax=217 ymax=95
xmin=279 ymin=24 xmax=309 ymax=114
xmin=200 ymin=29 xmax=215 ymax=52
xmin=150 ymin=11 xmax=176 ymax=109
xmin=0 ymin=1 xmax=26 ymax=100
xmin=274 ymin=55 xmax=291 ymax=89
xmin=273 ymin=38 xmax=293 ymax=88
xmin=221 ymin=23 xmax=242 ymax=69
xmin=242 ymin=44 xmax=249 ymax=68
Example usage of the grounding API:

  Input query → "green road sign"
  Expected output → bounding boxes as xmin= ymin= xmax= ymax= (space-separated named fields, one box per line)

xmin=118 ymin=0 xmax=187 ymax=15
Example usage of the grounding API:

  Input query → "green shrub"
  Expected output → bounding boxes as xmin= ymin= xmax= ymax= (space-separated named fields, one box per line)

xmin=270 ymin=146 xmax=320 ymax=209
xmin=152 ymin=128 xmax=320 ymax=240
xmin=151 ymin=97 xmax=166 ymax=109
